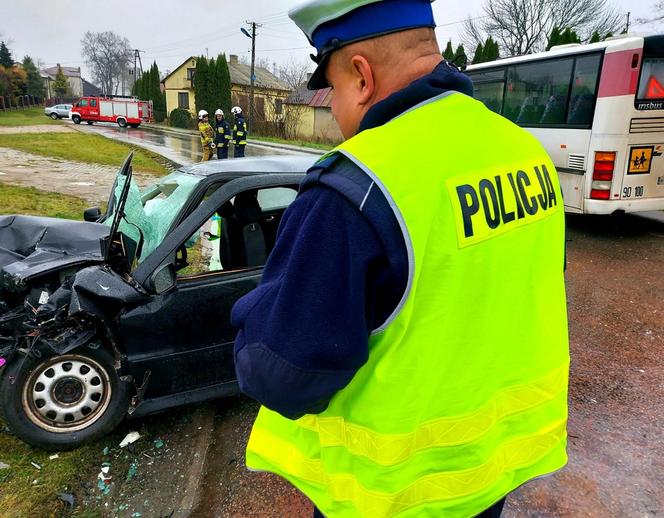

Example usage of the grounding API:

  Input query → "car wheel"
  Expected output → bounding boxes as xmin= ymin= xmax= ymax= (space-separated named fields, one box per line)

xmin=50 ymin=112 xmax=59 ymax=120
xmin=72 ymin=115 xmax=81 ymax=124
xmin=0 ymin=347 xmax=130 ymax=451
xmin=117 ymin=118 xmax=128 ymax=128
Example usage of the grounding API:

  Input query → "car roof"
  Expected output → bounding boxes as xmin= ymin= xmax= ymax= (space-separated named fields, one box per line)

xmin=178 ymin=155 xmax=319 ymax=180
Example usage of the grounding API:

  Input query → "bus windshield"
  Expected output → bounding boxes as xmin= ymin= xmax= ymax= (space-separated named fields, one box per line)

xmin=637 ymin=58 xmax=664 ymax=100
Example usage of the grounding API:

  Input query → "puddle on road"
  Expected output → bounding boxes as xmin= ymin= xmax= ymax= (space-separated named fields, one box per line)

xmin=69 ymin=182 xmax=95 ymax=186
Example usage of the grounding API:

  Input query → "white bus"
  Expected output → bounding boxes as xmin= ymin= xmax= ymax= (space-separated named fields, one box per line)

xmin=466 ymin=35 xmax=664 ymax=214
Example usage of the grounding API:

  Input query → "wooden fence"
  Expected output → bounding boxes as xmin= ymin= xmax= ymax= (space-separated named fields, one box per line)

xmin=0 ymin=95 xmax=45 ymax=111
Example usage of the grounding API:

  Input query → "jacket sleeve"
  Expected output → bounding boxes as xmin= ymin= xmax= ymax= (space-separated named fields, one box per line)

xmin=231 ymin=185 xmax=388 ymax=419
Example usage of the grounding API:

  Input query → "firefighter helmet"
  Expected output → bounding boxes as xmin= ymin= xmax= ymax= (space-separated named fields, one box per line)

xmin=231 ymin=106 xmax=242 ymax=115
xmin=198 ymin=110 xmax=209 ymax=119
xmin=214 ymin=109 xmax=224 ymax=116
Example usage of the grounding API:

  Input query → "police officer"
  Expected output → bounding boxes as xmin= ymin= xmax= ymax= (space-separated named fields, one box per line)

xmin=214 ymin=109 xmax=231 ymax=159
xmin=232 ymin=1 xmax=570 ymax=517
xmin=231 ymin=106 xmax=247 ymax=158
xmin=197 ymin=110 xmax=215 ymax=161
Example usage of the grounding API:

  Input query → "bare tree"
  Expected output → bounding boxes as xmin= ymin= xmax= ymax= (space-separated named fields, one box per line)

xmin=81 ymin=31 xmax=132 ymax=95
xmin=278 ymin=58 xmax=313 ymax=90
xmin=463 ymin=0 xmax=622 ymax=57
xmin=636 ymin=1 xmax=664 ymax=26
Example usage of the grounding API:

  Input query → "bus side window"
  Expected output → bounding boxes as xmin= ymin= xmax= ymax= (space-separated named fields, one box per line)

xmin=567 ymin=54 xmax=601 ymax=127
xmin=503 ymin=59 xmax=574 ymax=126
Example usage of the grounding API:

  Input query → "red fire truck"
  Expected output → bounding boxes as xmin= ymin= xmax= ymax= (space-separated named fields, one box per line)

xmin=70 ymin=96 xmax=153 ymax=128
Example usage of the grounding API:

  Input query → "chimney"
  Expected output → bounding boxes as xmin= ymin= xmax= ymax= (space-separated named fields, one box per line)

xmin=230 ymin=54 xmax=238 ymax=65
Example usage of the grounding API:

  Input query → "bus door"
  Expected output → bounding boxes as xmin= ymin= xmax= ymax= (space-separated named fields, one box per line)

xmin=623 ymin=36 xmax=664 ymax=202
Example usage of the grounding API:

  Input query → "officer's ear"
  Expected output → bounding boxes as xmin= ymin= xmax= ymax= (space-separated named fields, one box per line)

xmin=348 ymin=54 xmax=375 ymax=106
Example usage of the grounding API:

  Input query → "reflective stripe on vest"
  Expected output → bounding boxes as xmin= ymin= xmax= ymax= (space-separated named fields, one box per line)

xmin=246 ymin=92 xmax=569 ymax=518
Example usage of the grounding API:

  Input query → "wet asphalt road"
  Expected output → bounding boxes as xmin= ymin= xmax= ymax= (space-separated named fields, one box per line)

xmin=66 ymin=120 xmax=312 ymax=166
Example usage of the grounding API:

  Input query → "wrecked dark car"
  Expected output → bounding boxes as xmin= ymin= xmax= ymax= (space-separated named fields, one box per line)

xmin=0 ymin=153 xmax=310 ymax=450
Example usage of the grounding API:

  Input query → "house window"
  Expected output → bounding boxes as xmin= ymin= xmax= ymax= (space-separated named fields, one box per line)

xmin=275 ymin=99 xmax=283 ymax=115
xmin=178 ymin=92 xmax=189 ymax=109
xmin=187 ymin=68 xmax=195 ymax=81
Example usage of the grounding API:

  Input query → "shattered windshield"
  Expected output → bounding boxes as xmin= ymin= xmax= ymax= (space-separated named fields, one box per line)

xmin=105 ymin=170 xmax=201 ymax=266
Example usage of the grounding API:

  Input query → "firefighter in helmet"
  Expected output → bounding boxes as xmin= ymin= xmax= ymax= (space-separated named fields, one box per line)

xmin=198 ymin=110 xmax=216 ymax=161
xmin=231 ymin=106 xmax=248 ymax=158
xmin=214 ymin=109 xmax=231 ymax=160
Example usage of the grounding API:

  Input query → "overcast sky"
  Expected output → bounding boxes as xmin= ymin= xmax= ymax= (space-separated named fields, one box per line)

xmin=2 ymin=0 xmax=659 ymax=81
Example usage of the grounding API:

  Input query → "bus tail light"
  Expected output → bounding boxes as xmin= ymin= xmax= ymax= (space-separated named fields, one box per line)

xmin=591 ymin=152 xmax=616 ymax=199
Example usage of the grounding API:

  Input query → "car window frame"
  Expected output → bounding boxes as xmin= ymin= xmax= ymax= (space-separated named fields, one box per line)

xmin=132 ymin=173 xmax=304 ymax=290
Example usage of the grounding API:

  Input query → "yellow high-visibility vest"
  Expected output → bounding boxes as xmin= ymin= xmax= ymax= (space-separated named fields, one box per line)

xmin=246 ymin=92 xmax=570 ymax=517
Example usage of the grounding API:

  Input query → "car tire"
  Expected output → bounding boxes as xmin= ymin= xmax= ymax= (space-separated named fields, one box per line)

xmin=72 ymin=115 xmax=81 ymax=124
xmin=0 ymin=346 xmax=130 ymax=451
xmin=117 ymin=118 xmax=128 ymax=128
xmin=49 ymin=112 xmax=59 ymax=120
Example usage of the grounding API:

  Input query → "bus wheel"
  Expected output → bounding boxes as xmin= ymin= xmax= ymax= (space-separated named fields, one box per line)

xmin=117 ymin=118 xmax=128 ymax=128
xmin=72 ymin=115 xmax=81 ymax=124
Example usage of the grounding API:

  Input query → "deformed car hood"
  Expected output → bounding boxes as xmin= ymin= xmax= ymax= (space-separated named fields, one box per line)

xmin=0 ymin=215 xmax=110 ymax=285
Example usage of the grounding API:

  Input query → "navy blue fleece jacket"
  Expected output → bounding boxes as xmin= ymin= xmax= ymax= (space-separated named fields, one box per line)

xmin=231 ymin=61 xmax=473 ymax=419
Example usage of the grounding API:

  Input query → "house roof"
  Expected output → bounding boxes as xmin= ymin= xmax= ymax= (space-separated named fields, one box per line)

xmin=285 ymin=83 xmax=316 ymax=105
xmin=163 ymin=56 xmax=290 ymax=92
xmin=82 ymin=79 xmax=101 ymax=96
xmin=308 ymin=87 xmax=333 ymax=108
xmin=42 ymin=65 xmax=81 ymax=78
xmin=286 ymin=84 xmax=333 ymax=108
xmin=228 ymin=61 xmax=289 ymax=91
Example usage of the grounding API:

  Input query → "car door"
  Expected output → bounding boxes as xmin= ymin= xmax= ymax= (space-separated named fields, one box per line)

xmin=117 ymin=174 xmax=302 ymax=405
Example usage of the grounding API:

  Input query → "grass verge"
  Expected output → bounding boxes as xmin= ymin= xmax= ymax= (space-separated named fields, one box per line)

xmin=0 ymin=107 xmax=60 ymax=127
xmin=0 ymin=183 xmax=90 ymax=219
xmin=0 ymin=133 xmax=169 ymax=175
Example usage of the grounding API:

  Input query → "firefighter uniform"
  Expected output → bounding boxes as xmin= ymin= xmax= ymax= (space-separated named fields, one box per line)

xmin=199 ymin=120 xmax=215 ymax=161
xmin=215 ymin=118 xmax=231 ymax=160
xmin=235 ymin=1 xmax=570 ymax=517
xmin=233 ymin=115 xmax=248 ymax=158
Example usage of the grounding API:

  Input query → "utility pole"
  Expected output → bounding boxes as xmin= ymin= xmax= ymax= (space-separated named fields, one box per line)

xmin=626 ymin=12 xmax=631 ymax=33
xmin=132 ymin=49 xmax=144 ymax=96
xmin=242 ymin=21 xmax=261 ymax=133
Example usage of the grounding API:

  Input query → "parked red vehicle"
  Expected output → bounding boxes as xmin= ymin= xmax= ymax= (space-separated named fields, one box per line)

xmin=70 ymin=96 xmax=153 ymax=128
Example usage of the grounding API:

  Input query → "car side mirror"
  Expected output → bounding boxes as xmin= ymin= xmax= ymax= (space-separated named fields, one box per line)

xmin=84 ymin=206 xmax=102 ymax=222
xmin=151 ymin=263 xmax=176 ymax=295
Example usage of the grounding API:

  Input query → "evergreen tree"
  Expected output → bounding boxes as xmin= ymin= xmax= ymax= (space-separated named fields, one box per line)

xmin=53 ymin=65 xmax=69 ymax=96
xmin=150 ymin=62 xmax=166 ymax=122
xmin=589 ymin=31 xmax=601 ymax=43
xmin=483 ymin=37 xmax=500 ymax=61
xmin=546 ymin=27 xmax=562 ymax=50
xmin=217 ymin=54 xmax=232 ymax=116
xmin=194 ymin=56 xmax=209 ymax=115
xmin=454 ymin=44 xmax=467 ymax=67
xmin=0 ymin=42 xmax=13 ymax=68
xmin=443 ymin=41 xmax=455 ymax=60
xmin=560 ymin=28 xmax=581 ymax=45
xmin=472 ymin=43 xmax=484 ymax=65
xmin=22 ymin=56 xmax=44 ymax=98
xmin=207 ymin=56 xmax=217 ymax=113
